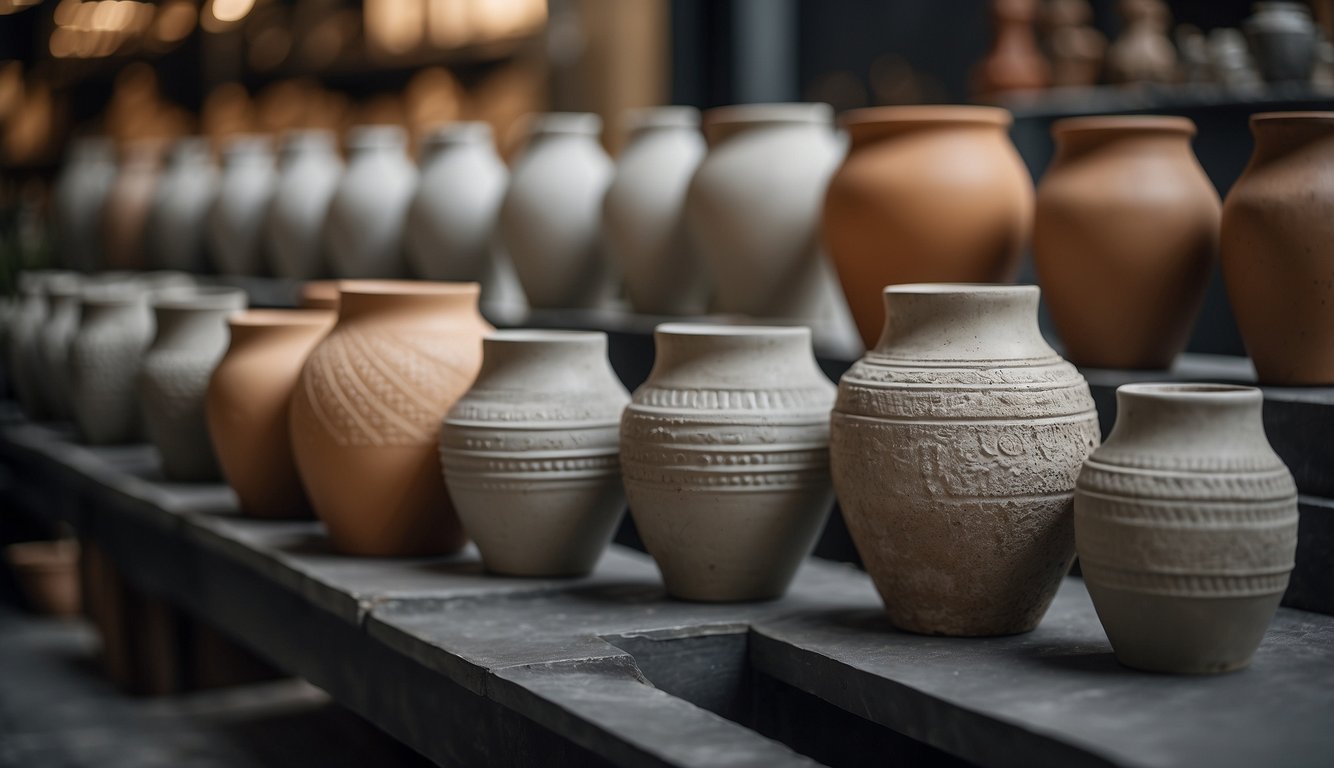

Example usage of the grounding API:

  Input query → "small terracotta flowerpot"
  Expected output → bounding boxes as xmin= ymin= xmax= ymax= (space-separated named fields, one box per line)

xmin=5 ymin=539 xmax=82 ymax=617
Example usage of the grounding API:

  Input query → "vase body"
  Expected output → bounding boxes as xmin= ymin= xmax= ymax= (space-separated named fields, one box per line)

xmin=52 ymin=138 xmax=116 ymax=272
xmin=440 ymin=330 xmax=629 ymax=576
xmin=972 ymin=0 xmax=1051 ymax=99
xmin=688 ymin=104 xmax=857 ymax=355
xmin=1245 ymin=2 xmax=1319 ymax=82
xmin=265 ymin=131 xmax=342 ymax=279
xmin=290 ymin=281 xmax=491 ymax=556
xmin=1075 ymin=384 xmax=1298 ymax=673
xmin=1106 ymin=0 xmax=1177 ymax=84
xmin=102 ymin=141 xmax=165 ymax=271
xmin=1222 ymin=112 xmax=1334 ymax=384
xmin=146 ymin=138 xmax=218 ymax=273
xmin=207 ymin=310 xmax=334 ymax=518
xmin=207 ymin=136 xmax=276 ymax=275
xmin=602 ymin=107 xmax=708 ymax=315
xmin=620 ymin=324 xmax=836 ymax=601
xmin=831 ymin=284 xmax=1100 ymax=636
xmin=1035 ymin=117 xmax=1220 ymax=369
xmin=325 ymin=126 xmax=417 ymax=278
xmin=10 ymin=273 xmax=74 ymax=420
xmin=138 ymin=287 xmax=248 ymax=481
xmin=69 ymin=286 xmax=154 ymax=444
xmin=500 ymin=113 xmax=615 ymax=309
xmin=36 ymin=281 xmax=83 ymax=421
xmin=406 ymin=123 xmax=524 ymax=313
xmin=823 ymin=106 xmax=1034 ymax=349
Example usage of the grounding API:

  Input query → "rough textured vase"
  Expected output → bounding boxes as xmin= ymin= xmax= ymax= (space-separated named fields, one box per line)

xmin=138 ymin=287 xmax=248 ymax=481
xmin=602 ymin=107 xmax=708 ymax=315
xmin=146 ymin=137 xmax=218 ymax=273
xmin=1075 ymin=384 xmax=1298 ymax=674
xmin=208 ymin=136 xmax=276 ymax=276
xmin=36 ymin=279 xmax=83 ymax=421
xmin=52 ymin=138 xmax=117 ymax=272
xmin=325 ymin=126 xmax=417 ymax=278
xmin=822 ymin=106 xmax=1034 ymax=349
xmin=440 ymin=330 xmax=630 ymax=576
xmin=620 ymin=324 xmax=836 ymax=602
xmin=69 ymin=285 xmax=154 ymax=444
xmin=500 ymin=113 xmax=616 ymax=309
xmin=102 ymin=141 xmax=165 ymax=271
xmin=10 ymin=272 xmax=75 ymax=420
xmin=1035 ymin=116 xmax=1220 ymax=370
xmin=1221 ymin=112 xmax=1334 ymax=385
xmin=207 ymin=310 xmax=334 ymax=518
xmin=687 ymin=104 xmax=857 ymax=356
xmin=830 ymin=285 xmax=1100 ymax=636
xmin=265 ymin=131 xmax=342 ymax=280
xmin=290 ymin=281 xmax=491 ymax=557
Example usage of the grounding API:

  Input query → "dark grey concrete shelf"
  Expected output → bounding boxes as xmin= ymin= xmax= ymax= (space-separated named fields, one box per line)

xmin=2 ymin=415 xmax=1333 ymax=768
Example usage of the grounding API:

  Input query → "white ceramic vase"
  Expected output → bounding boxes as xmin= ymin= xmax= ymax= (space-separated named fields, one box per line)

xmin=10 ymin=272 xmax=75 ymax=420
xmin=325 ymin=125 xmax=417 ymax=278
xmin=685 ymin=103 xmax=859 ymax=356
xmin=52 ymin=138 xmax=117 ymax=272
xmin=138 ymin=286 xmax=248 ymax=481
xmin=440 ymin=330 xmax=630 ymax=576
xmin=265 ymin=131 xmax=342 ymax=279
xmin=146 ymin=137 xmax=218 ymax=273
xmin=207 ymin=136 xmax=276 ymax=276
xmin=1075 ymin=383 xmax=1299 ymax=674
xmin=830 ymin=284 xmax=1100 ymax=636
xmin=500 ymin=113 xmax=616 ymax=309
xmin=69 ymin=284 xmax=154 ymax=444
xmin=620 ymin=324 xmax=836 ymax=602
xmin=602 ymin=107 xmax=708 ymax=315
xmin=36 ymin=278 xmax=84 ymax=421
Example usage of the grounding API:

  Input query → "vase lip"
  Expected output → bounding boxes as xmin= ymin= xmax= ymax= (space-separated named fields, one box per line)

xmin=280 ymin=129 xmax=337 ymax=152
xmin=485 ymin=329 xmax=605 ymax=344
xmin=623 ymin=105 xmax=701 ymax=134
xmin=346 ymin=124 xmax=408 ymax=149
xmin=1250 ymin=111 xmax=1334 ymax=127
xmin=422 ymin=121 xmax=493 ymax=147
xmin=527 ymin=112 xmax=603 ymax=137
xmin=80 ymin=284 xmax=144 ymax=306
xmin=655 ymin=322 xmax=810 ymax=339
xmin=227 ymin=308 xmax=334 ymax=328
xmin=1052 ymin=115 xmax=1196 ymax=137
xmin=337 ymin=279 xmax=480 ymax=298
xmin=884 ymin=282 xmax=1037 ymax=298
xmin=151 ymin=285 xmax=247 ymax=311
xmin=221 ymin=134 xmax=273 ymax=156
xmin=704 ymin=102 xmax=834 ymax=129
xmin=299 ymin=280 xmax=340 ymax=309
xmin=841 ymin=105 xmax=1012 ymax=129
xmin=1117 ymin=382 xmax=1261 ymax=403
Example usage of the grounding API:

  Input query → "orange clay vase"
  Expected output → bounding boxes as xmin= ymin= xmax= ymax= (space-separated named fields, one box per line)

xmin=290 ymin=281 xmax=491 ymax=556
xmin=822 ymin=106 xmax=1033 ymax=348
xmin=206 ymin=310 xmax=334 ymax=519
xmin=1035 ymin=116 xmax=1220 ymax=370
xmin=1221 ymin=112 xmax=1334 ymax=385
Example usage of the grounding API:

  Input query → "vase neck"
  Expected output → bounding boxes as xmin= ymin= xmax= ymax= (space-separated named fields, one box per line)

xmin=152 ymin=306 xmax=235 ymax=350
xmin=81 ymin=296 xmax=146 ymax=325
xmin=226 ymin=310 xmax=333 ymax=349
xmin=873 ymin=284 xmax=1054 ymax=362
xmin=474 ymin=331 xmax=615 ymax=392
xmin=336 ymin=281 xmax=482 ymax=326
xmin=842 ymin=106 xmax=1012 ymax=149
xmin=648 ymin=324 xmax=825 ymax=389
xmin=1248 ymin=112 xmax=1334 ymax=164
xmin=703 ymin=103 xmax=833 ymax=146
xmin=1103 ymin=384 xmax=1276 ymax=466
xmin=1052 ymin=117 xmax=1196 ymax=162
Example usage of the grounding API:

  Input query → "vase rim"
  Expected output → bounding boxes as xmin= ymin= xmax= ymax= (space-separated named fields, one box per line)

xmin=655 ymin=322 xmax=810 ymax=338
xmin=1052 ymin=115 xmax=1196 ymax=137
xmin=1250 ymin=111 xmax=1334 ymax=127
xmin=221 ymin=134 xmax=272 ymax=155
xmin=346 ymin=124 xmax=408 ymax=149
xmin=227 ymin=309 xmax=334 ymax=328
xmin=840 ymin=105 xmax=1012 ymax=128
xmin=704 ymin=102 xmax=833 ymax=128
xmin=485 ymin=329 xmax=605 ymax=344
xmin=80 ymin=285 xmax=143 ymax=306
xmin=337 ymin=280 xmax=480 ymax=298
xmin=152 ymin=285 xmax=247 ymax=311
xmin=423 ymin=121 xmax=493 ymax=146
xmin=527 ymin=112 xmax=602 ymax=137
xmin=623 ymin=105 xmax=701 ymax=134
xmin=884 ymin=282 xmax=1037 ymax=297
xmin=1117 ymin=382 xmax=1261 ymax=402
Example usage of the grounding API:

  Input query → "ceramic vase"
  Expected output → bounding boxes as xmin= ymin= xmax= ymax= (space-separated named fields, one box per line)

xmin=36 ymin=279 xmax=84 ymax=421
xmin=290 ymin=281 xmax=491 ymax=556
xmin=972 ymin=0 xmax=1050 ymax=100
xmin=325 ymin=126 xmax=417 ymax=278
xmin=822 ymin=106 xmax=1034 ymax=349
xmin=52 ymin=138 xmax=117 ymax=272
xmin=1106 ymin=0 xmax=1178 ymax=84
xmin=1075 ymin=384 xmax=1298 ymax=674
xmin=138 ymin=286 xmax=248 ymax=481
xmin=602 ymin=107 xmax=708 ymax=315
xmin=10 ymin=272 xmax=73 ymax=420
xmin=830 ymin=284 xmax=1100 ymax=636
xmin=440 ymin=330 xmax=630 ymax=576
xmin=1035 ymin=116 xmax=1220 ymax=370
xmin=102 ymin=141 xmax=165 ymax=271
xmin=265 ymin=131 xmax=342 ymax=279
xmin=207 ymin=136 xmax=276 ymax=276
xmin=207 ymin=310 xmax=334 ymax=518
xmin=1245 ymin=2 xmax=1319 ymax=83
xmin=500 ymin=113 xmax=616 ymax=309
xmin=68 ymin=284 xmax=155 ymax=444
xmin=146 ymin=138 xmax=218 ymax=273
xmin=1222 ymin=112 xmax=1334 ymax=385
xmin=620 ymin=324 xmax=836 ymax=602
xmin=299 ymin=280 xmax=340 ymax=310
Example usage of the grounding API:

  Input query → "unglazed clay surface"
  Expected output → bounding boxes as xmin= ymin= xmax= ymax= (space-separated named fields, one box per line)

xmin=831 ymin=284 xmax=1099 ymax=636
xmin=69 ymin=287 xmax=154 ymax=444
xmin=265 ymin=131 xmax=342 ymax=280
xmin=325 ymin=126 xmax=417 ymax=278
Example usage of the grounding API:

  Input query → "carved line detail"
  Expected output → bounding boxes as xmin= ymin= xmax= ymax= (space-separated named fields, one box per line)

xmin=1080 ymin=561 xmax=1292 ymax=597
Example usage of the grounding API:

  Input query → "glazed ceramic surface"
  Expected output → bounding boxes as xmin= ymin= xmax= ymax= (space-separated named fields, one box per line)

xmin=620 ymin=324 xmax=836 ymax=602
xmin=1222 ymin=112 xmax=1334 ymax=385
xmin=207 ymin=310 xmax=334 ymax=518
xmin=290 ymin=281 xmax=491 ymax=556
xmin=207 ymin=136 xmax=276 ymax=275
xmin=102 ymin=141 xmax=165 ymax=271
xmin=830 ymin=284 xmax=1099 ymax=636
xmin=500 ymin=113 xmax=616 ymax=309
xmin=146 ymin=138 xmax=217 ymax=273
xmin=265 ymin=131 xmax=342 ymax=279
xmin=1035 ymin=116 xmax=1220 ymax=369
xmin=325 ymin=126 xmax=417 ymax=278
xmin=69 ymin=285 xmax=154 ymax=444
xmin=138 ymin=286 xmax=248 ymax=481
xmin=822 ymin=106 xmax=1034 ymax=349
xmin=602 ymin=107 xmax=708 ymax=315
xmin=36 ymin=280 xmax=83 ymax=421
xmin=1075 ymin=384 xmax=1298 ymax=674
xmin=440 ymin=330 xmax=630 ymax=576
xmin=52 ymin=138 xmax=116 ymax=272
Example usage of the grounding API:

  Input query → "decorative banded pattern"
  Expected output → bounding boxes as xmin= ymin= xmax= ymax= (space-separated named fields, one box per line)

xmin=440 ymin=452 xmax=620 ymax=477
xmin=1077 ymin=464 xmax=1297 ymax=502
xmin=620 ymin=445 xmax=829 ymax=470
xmin=1080 ymin=560 xmax=1292 ymax=598
xmin=620 ymin=463 xmax=830 ymax=491
xmin=836 ymin=381 xmax=1094 ymax=420
xmin=842 ymin=357 xmax=1076 ymax=387
xmin=448 ymin=395 xmax=624 ymax=424
xmin=1079 ymin=451 xmax=1289 ymax=475
xmin=631 ymin=386 xmax=834 ymax=411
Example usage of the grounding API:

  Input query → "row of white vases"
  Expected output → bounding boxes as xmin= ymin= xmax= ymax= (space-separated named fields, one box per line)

xmin=52 ymin=106 xmax=862 ymax=355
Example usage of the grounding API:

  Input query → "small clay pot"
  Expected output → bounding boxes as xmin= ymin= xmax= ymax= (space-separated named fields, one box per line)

xmin=4 ymin=540 xmax=81 ymax=617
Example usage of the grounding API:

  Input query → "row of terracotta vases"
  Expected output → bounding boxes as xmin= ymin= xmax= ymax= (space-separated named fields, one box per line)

xmin=3 ymin=273 xmax=1298 ymax=676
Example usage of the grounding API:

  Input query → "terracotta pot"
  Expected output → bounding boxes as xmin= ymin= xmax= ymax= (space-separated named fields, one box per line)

xmin=146 ymin=138 xmax=217 ymax=273
xmin=830 ymin=284 xmax=1099 ymax=636
xmin=102 ymin=140 xmax=165 ymax=272
xmin=299 ymin=280 xmax=340 ymax=310
xmin=440 ymin=330 xmax=629 ymax=576
xmin=1035 ymin=116 xmax=1220 ymax=369
xmin=325 ymin=126 xmax=417 ymax=278
xmin=500 ymin=113 xmax=616 ymax=309
xmin=52 ymin=138 xmax=117 ymax=272
xmin=265 ymin=131 xmax=342 ymax=279
xmin=972 ymin=0 xmax=1050 ymax=100
xmin=620 ymin=324 xmax=836 ymax=602
xmin=1075 ymin=384 xmax=1298 ymax=673
xmin=1222 ymin=112 xmax=1334 ymax=384
xmin=139 ymin=286 xmax=249 ymax=481
xmin=5 ymin=540 xmax=81 ymax=617
xmin=69 ymin=284 xmax=154 ymax=444
xmin=602 ymin=107 xmax=708 ymax=315
xmin=208 ymin=136 xmax=276 ymax=276
xmin=822 ymin=106 xmax=1033 ymax=349
xmin=36 ymin=279 xmax=83 ymax=421
xmin=207 ymin=310 xmax=334 ymax=518
xmin=290 ymin=281 xmax=491 ymax=556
